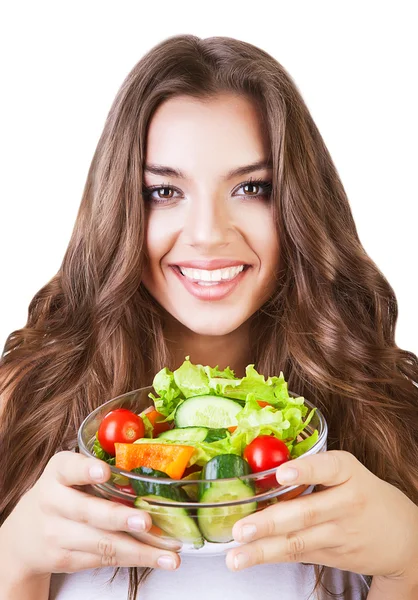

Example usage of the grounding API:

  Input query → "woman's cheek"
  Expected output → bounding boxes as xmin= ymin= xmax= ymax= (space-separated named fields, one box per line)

xmin=145 ymin=209 xmax=180 ymax=264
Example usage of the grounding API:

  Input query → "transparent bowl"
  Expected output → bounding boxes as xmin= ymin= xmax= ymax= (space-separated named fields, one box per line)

xmin=78 ymin=386 xmax=327 ymax=556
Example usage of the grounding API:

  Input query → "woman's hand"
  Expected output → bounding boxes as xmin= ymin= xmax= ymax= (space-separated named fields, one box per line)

xmin=0 ymin=451 xmax=180 ymax=583
xmin=226 ymin=450 xmax=418 ymax=582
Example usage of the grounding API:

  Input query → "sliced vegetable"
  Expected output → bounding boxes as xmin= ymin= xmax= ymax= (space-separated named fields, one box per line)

xmin=203 ymin=428 xmax=229 ymax=443
xmin=144 ymin=408 xmax=173 ymax=436
xmin=115 ymin=442 xmax=195 ymax=478
xmin=158 ymin=426 xmax=209 ymax=443
xmin=197 ymin=454 xmax=256 ymax=543
xmin=130 ymin=466 xmax=189 ymax=502
xmin=158 ymin=426 xmax=229 ymax=444
xmin=134 ymin=495 xmax=203 ymax=548
xmin=174 ymin=395 xmax=243 ymax=428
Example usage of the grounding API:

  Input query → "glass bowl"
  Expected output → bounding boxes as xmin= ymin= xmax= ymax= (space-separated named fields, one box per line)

xmin=78 ymin=386 xmax=327 ymax=556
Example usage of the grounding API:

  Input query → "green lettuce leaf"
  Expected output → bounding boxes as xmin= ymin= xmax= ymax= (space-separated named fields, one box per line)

xmin=204 ymin=364 xmax=236 ymax=379
xmin=148 ymin=359 xmax=315 ymax=456
xmin=291 ymin=430 xmax=319 ymax=457
xmin=93 ymin=432 xmax=116 ymax=465
xmin=229 ymin=394 xmax=292 ymax=454
xmin=149 ymin=367 xmax=183 ymax=418
xmin=138 ymin=412 xmax=154 ymax=438
xmin=208 ymin=364 xmax=292 ymax=406
xmin=173 ymin=357 xmax=211 ymax=398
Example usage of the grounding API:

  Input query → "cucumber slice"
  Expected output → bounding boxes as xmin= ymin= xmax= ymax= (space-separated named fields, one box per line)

xmin=157 ymin=426 xmax=208 ymax=443
xmin=134 ymin=495 xmax=203 ymax=548
xmin=158 ymin=426 xmax=229 ymax=444
xmin=197 ymin=455 xmax=257 ymax=543
xmin=129 ymin=466 xmax=189 ymax=502
xmin=174 ymin=395 xmax=243 ymax=428
xmin=203 ymin=428 xmax=229 ymax=443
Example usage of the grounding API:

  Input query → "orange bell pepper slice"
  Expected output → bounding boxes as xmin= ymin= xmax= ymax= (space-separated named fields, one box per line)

xmin=115 ymin=442 xmax=195 ymax=479
xmin=145 ymin=409 xmax=173 ymax=436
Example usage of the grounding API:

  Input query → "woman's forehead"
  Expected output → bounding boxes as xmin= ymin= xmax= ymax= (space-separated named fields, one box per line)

xmin=144 ymin=93 xmax=270 ymax=182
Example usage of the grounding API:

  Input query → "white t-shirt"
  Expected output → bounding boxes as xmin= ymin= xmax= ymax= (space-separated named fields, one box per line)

xmin=49 ymin=556 xmax=370 ymax=600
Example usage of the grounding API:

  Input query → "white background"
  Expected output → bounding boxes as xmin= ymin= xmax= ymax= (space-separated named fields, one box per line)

xmin=0 ymin=1 xmax=416 ymax=354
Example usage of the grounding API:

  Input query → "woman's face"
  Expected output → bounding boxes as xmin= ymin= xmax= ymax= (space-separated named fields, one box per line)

xmin=142 ymin=93 xmax=280 ymax=336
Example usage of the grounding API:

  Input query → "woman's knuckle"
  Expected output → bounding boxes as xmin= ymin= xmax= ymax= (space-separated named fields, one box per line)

xmin=301 ymin=504 xmax=316 ymax=528
xmin=97 ymin=535 xmax=117 ymax=558
xmin=266 ymin=517 xmax=277 ymax=536
xmin=253 ymin=543 xmax=265 ymax=565
xmin=286 ymin=532 xmax=305 ymax=559
xmin=101 ymin=553 xmax=119 ymax=567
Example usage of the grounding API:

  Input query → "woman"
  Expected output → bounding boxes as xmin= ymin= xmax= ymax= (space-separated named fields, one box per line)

xmin=0 ymin=34 xmax=417 ymax=600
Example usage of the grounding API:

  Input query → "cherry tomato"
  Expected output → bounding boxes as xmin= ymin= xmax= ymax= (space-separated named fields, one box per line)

xmin=243 ymin=435 xmax=291 ymax=489
xmin=98 ymin=408 xmax=144 ymax=456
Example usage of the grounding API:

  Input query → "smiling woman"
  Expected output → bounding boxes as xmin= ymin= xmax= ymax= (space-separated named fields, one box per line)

xmin=1 ymin=33 xmax=418 ymax=600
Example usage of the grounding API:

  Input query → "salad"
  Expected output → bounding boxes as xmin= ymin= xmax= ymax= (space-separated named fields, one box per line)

xmin=92 ymin=357 xmax=319 ymax=547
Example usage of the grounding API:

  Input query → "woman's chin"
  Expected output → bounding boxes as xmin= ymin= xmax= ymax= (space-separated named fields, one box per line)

xmin=173 ymin=311 xmax=251 ymax=338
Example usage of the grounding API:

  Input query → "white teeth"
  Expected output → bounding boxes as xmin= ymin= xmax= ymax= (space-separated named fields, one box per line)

xmin=179 ymin=265 xmax=245 ymax=283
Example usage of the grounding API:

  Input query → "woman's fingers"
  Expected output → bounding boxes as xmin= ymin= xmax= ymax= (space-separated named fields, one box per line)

xmin=232 ymin=485 xmax=348 ymax=543
xmin=226 ymin=522 xmax=341 ymax=571
xmin=53 ymin=548 xmax=179 ymax=573
xmin=44 ymin=451 xmax=112 ymax=488
xmin=56 ymin=519 xmax=180 ymax=571
xmin=275 ymin=450 xmax=357 ymax=489
xmin=49 ymin=485 xmax=152 ymax=535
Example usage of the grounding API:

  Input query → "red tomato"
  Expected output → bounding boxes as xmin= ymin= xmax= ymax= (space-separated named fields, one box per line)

xmin=98 ymin=408 xmax=144 ymax=456
xmin=243 ymin=435 xmax=291 ymax=489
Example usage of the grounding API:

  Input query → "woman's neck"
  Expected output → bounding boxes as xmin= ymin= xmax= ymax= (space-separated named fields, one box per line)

xmin=164 ymin=319 xmax=253 ymax=378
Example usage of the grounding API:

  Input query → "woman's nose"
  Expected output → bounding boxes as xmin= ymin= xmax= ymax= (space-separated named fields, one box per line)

xmin=182 ymin=194 xmax=232 ymax=251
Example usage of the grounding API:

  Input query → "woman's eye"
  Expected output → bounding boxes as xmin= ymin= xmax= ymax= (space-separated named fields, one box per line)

xmin=235 ymin=179 xmax=272 ymax=199
xmin=142 ymin=184 xmax=179 ymax=205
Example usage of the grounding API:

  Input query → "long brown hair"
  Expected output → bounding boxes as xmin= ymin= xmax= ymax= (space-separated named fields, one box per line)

xmin=1 ymin=34 xmax=417 ymax=600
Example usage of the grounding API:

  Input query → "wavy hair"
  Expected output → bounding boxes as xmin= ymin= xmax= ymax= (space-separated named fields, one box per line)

xmin=1 ymin=34 xmax=417 ymax=600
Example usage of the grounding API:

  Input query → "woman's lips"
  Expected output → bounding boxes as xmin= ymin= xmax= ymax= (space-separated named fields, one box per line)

xmin=170 ymin=265 xmax=250 ymax=301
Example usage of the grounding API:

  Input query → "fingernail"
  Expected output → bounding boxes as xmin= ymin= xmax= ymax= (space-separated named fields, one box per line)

xmin=276 ymin=467 xmax=298 ymax=483
xmin=233 ymin=552 xmax=250 ymax=570
xmin=239 ymin=524 xmax=257 ymax=542
xmin=89 ymin=464 xmax=105 ymax=481
xmin=157 ymin=555 xmax=177 ymax=570
xmin=127 ymin=515 xmax=147 ymax=532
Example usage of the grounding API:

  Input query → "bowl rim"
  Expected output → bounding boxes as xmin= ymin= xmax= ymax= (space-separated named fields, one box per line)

xmin=77 ymin=385 xmax=328 ymax=506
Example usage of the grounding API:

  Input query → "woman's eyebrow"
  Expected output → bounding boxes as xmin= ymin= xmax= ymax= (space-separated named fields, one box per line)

xmin=143 ymin=159 xmax=273 ymax=180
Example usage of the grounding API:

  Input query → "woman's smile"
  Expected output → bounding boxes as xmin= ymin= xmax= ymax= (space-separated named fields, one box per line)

xmin=169 ymin=263 xmax=251 ymax=301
